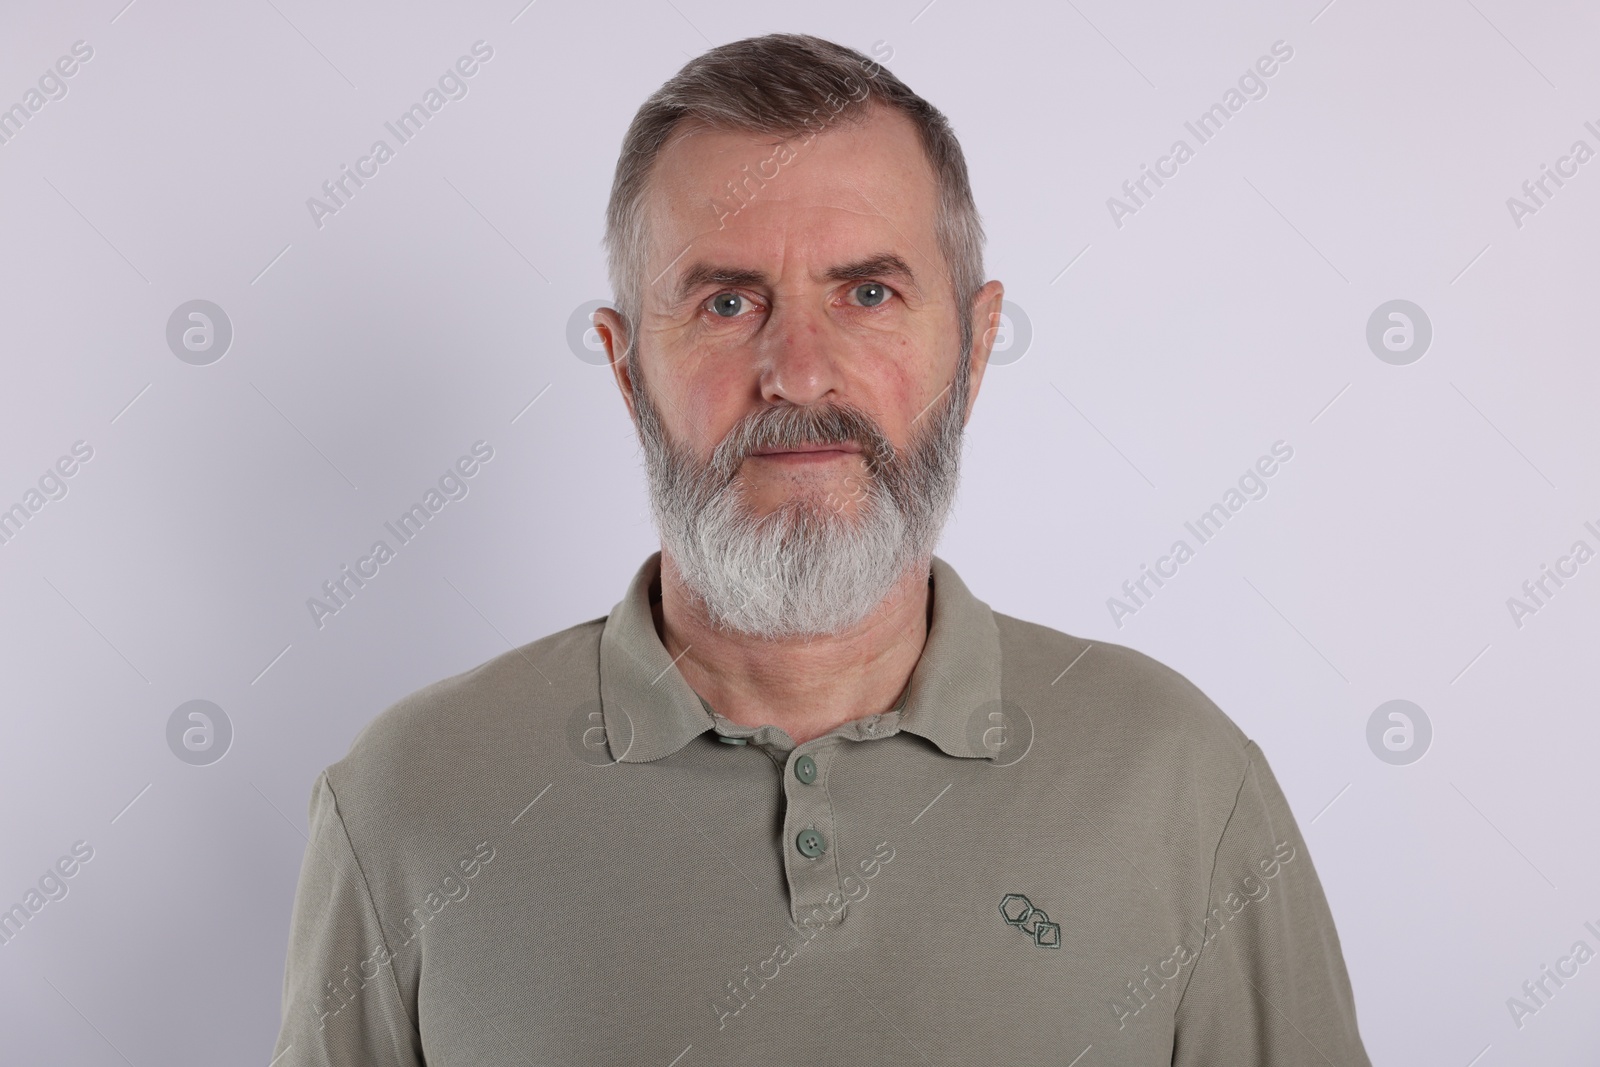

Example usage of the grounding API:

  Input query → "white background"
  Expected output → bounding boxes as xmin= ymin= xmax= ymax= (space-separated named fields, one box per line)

xmin=0 ymin=0 xmax=1596 ymax=1063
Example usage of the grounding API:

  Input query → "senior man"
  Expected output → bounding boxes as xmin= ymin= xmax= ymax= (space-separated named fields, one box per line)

xmin=273 ymin=33 xmax=1371 ymax=1066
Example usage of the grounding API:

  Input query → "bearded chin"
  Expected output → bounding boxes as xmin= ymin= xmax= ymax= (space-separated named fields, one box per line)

xmin=670 ymin=470 xmax=918 ymax=639
xmin=634 ymin=364 xmax=967 ymax=642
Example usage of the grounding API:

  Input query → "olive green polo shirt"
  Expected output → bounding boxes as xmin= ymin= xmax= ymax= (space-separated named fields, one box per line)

xmin=273 ymin=551 xmax=1371 ymax=1065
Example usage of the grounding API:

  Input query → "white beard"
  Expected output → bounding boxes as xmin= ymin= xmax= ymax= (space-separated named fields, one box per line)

xmin=630 ymin=359 xmax=969 ymax=641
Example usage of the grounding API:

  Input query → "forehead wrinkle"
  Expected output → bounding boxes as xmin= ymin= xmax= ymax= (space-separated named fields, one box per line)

xmin=653 ymin=222 xmax=795 ymax=316
xmin=835 ymin=174 xmax=953 ymax=300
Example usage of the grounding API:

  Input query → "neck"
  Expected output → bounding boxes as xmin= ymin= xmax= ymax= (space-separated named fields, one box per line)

xmin=651 ymin=549 xmax=934 ymax=746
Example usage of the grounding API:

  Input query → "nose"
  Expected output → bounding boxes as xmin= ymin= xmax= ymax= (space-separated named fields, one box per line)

xmin=755 ymin=298 xmax=845 ymax=407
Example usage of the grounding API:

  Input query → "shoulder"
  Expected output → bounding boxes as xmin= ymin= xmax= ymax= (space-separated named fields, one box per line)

xmin=322 ymin=614 xmax=606 ymax=825
xmin=992 ymin=610 xmax=1251 ymax=783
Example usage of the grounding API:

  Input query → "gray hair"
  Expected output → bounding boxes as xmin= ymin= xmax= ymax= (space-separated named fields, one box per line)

xmin=602 ymin=32 xmax=986 ymax=371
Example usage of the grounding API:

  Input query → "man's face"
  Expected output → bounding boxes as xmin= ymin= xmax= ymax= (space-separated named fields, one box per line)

xmin=598 ymin=102 xmax=1003 ymax=639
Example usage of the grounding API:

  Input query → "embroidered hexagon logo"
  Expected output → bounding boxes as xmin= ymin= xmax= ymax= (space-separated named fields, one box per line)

xmin=999 ymin=893 xmax=1033 ymax=925
xmin=998 ymin=893 xmax=1060 ymax=949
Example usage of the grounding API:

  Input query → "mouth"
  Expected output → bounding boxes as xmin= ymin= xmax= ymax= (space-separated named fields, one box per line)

xmin=748 ymin=441 xmax=864 ymax=463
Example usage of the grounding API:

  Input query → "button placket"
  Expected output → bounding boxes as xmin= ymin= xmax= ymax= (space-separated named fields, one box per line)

xmin=782 ymin=740 xmax=845 ymax=926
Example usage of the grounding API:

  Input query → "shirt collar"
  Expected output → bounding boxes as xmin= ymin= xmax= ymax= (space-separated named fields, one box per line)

xmin=597 ymin=551 xmax=1001 ymax=763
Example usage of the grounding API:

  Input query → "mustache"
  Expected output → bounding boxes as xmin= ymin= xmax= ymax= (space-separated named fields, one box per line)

xmin=708 ymin=402 xmax=895 ymax=485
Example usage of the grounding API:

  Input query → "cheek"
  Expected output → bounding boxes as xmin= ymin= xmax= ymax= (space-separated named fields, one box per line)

xmin=882 ymin=336 xmax=937 ymax=410
xmin=675 ymin=361 xmax=751 ymax=451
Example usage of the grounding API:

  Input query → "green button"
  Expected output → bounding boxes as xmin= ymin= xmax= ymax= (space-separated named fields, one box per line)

xmin=796 ymin=828 xmax=826 ymax=858
xmin=794 ymin=754 xmax=818 ymax=784
xmin=717 ymin=735 xmax=747 ymax=745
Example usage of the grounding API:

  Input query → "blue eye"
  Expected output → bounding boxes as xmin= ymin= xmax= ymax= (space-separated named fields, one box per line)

xmin=709 ymin=292 xmax=746 ymax=317
xmin=854 ymin=282 xmax=888 ymax=307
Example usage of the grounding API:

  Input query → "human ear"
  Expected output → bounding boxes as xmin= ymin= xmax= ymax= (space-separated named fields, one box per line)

xmin=593 ymin=306 xmax=637 ymax=422
xmin=964 ymin=279 xmax=1005 ymax=425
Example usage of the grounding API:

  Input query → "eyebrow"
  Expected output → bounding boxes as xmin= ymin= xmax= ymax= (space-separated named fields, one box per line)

xmin=669 ymin=252 xmax=918 ymax=308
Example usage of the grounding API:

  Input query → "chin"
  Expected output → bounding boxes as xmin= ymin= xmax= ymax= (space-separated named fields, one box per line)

xmin=741 ymin=482 xmax=853 ymax=514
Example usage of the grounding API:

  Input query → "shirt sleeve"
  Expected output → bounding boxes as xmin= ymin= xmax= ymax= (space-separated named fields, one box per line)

xmin=1171 ymin=741 xmax=1372 ymax=1066
xmin=271 ymin=769 xmax=424 ymax=1067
